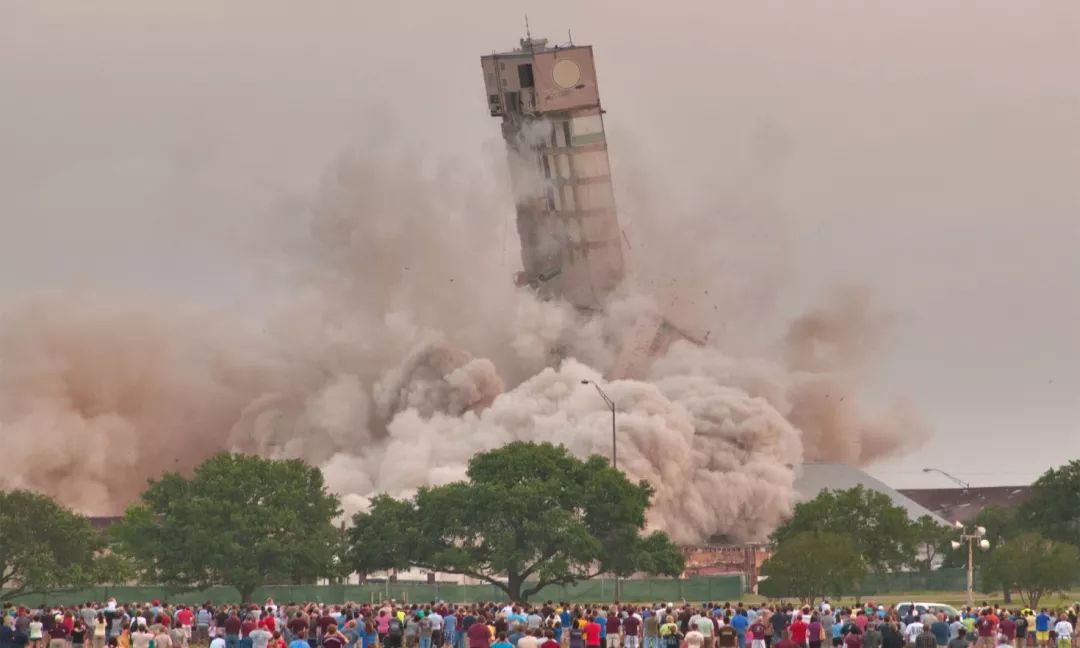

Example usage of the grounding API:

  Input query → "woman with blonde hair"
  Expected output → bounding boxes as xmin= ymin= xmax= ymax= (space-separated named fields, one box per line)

xmin=660 ymin=617 xmax=681 ymax=648
xmin=94 ymin=614 xmax=108 ymax=648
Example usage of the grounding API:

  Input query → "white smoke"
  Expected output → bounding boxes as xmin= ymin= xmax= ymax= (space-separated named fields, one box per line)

xmin=0 ymin=141 xmax=924 ymax=544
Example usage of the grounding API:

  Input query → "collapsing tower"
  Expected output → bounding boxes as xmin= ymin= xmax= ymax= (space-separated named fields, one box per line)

xmin=482 ymin=37 xmax=700 ymax=378
xmin=481 ymin=37 xmax=625 ymax=311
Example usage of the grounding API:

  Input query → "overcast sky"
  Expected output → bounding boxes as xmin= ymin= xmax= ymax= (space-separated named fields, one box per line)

xmin=2 ymin=1 xmax=1077 ymax=489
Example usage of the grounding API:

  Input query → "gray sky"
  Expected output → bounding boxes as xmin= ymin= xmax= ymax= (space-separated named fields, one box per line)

xmin=2 ymin=1 xmax=1078 ymax=488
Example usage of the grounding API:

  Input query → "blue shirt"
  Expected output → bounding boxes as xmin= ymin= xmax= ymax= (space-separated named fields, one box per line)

xmin=1036 ymin=615 xmax=1051 ymax=632
xmin=730 ymin=617 xmax=748 ymax=633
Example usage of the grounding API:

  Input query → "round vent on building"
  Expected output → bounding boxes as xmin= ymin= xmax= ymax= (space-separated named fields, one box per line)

xmin=552 ymin=59 xmax=581 ymax=89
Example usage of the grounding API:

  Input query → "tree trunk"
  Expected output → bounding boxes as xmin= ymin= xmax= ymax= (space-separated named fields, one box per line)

xmin=506 ymin=572 xmax=523 ymax=603
xmin=239 ymin=584 xmax=256 ymax=604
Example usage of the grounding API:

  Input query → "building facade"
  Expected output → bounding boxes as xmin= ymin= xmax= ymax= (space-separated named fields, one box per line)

xmin=481 ymin=37 xmax=625 ymax=311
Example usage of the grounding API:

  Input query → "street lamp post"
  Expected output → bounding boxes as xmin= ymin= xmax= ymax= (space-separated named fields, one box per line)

xmin=581 ymin=379 xmax=619 ymax=601
xmin=922 ymin=467 xmax=972 ymax=491
xmin=581 ymin=379 xmax=616 ymax=469
xmin=950 ymin=522 xmax=990 ymax=608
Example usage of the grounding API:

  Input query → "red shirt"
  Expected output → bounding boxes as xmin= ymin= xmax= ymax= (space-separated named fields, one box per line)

xmin=177 ymin=610 xmax=194 ymax=627
xmin=542 ymin=641 xmax=560 ymax=648
xmin=241 ymin=621 xmax=258 ymax=638
xmin=585 ymin=622 xmax=602 ymax=647
xmin=1000 ymin=619 xmax=1016 ymax=640
xmin=777 ymin=640 xmax=801 ymax=648
xmin=607 ymin=618 xmax=621 ymax=635
xmin=225 ymin=617 xmax=243 ymax=635
xmin=790 ymin=620 xmax=809 ymax=644
xmin=319 ymin=617 xmax=337 ymax=635
xmin=260 ymin=617 xmax=277 ymax=633
xmin=623 ymin=618 xmax=641 ymax=637
xmin=467 ymin=622 xmax=491 ymax=648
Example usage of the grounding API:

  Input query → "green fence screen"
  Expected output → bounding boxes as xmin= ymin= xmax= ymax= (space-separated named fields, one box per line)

xmin=1 ymin=576 xmax=743 ymax=606
xmin=858 ymin=568 xmax=973 ymax=594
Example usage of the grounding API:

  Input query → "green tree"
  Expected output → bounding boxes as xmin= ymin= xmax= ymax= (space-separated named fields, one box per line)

xmin=758 ymin=532 xmax=867 ymax=603
xmin=346 ymin=442 xmax=684 ymax=602
xmin=911 ymin=515 xmax=953 ymax=571
xmin=981 ymin=533 xmax=1080 ymax=608
xmin=112 ymin=453 xmax=342 ymax=602
xmin=0 ymin=490 xmax=108 ymax=596
xmin=771 ymin=485 xmax=916 ymax=571
xmin=1025 ymin=461 xmax=1080 ymax=546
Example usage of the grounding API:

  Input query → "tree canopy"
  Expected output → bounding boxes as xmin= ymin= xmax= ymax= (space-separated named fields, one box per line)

xmin=771 ymin=485 xmax=916 ymax=571
xmin=112 ymin=453 xmax=343 ymax=602
xmin=981 ymin=533 xmax=1080 ymax=608
xmin=0 ymin=489 xmax=109 ymax=596
xmin=911 ymin=515 xmax=953 ymax=572
xmin=346 ymin=441 xmax=684 ymax=601
xmin=1024 ymin=460 xmax=1080 ymax=547
xmin=759 ymin=531 xmax=867 ymax=603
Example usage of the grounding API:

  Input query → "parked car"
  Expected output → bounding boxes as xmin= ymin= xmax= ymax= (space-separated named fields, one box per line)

xmin=897 ymin=602 xmax=961 ymax=619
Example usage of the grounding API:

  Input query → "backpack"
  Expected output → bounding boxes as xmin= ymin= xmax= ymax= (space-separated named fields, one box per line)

xmin=388 ymin=620 xmax=403 ymax=638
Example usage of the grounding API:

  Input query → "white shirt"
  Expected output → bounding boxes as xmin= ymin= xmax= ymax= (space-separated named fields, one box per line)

xmin=518 ymin=636 xmax=540 ymax=648
xmin=250 ymin=629 xmax=273 ymax=648
xmin=429 ymin=614 xmax=444 ymax=631
xmin=210 ymin=638 xmax=227 ymax=648
xmin=1054 ymin=622 xmax=1072 ymax=640
xmin=686 ymin=631 xmax=705 ymax=648
xmin=904 ymin=623 xmax=925 ymax=643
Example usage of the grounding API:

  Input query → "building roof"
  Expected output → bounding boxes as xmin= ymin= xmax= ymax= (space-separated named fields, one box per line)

xmin=794 ymin=462 xmax=950 ymax=525
xmin=898 ymin=486 xmax=1033 ymax=524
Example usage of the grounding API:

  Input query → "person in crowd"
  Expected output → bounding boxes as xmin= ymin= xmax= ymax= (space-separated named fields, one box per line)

xmin=947 ymin=628 xmax=969 ymax=648
xmin=131 ymin=625 xmax=153 ymax=648
xmin=1052 ymin=616 xmax=1072 ymax=648
xmin=777 ymin=630 xmax=802 ymax=648
xmin=659 ymin=617 xmax=680 ymax=648
xmin=915 ymin=624 xmax=937 ymax=648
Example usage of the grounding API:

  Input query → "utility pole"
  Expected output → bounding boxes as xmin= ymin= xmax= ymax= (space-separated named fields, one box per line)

xmin=581 ymin=379 xmax=616 ymax=469
xmin=950 ymin=522 xmax=990 ymax=607
xmin=581 ymin=379 xmax=619 ymax=600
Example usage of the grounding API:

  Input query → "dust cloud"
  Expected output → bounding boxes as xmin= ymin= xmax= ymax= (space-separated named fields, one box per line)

xmin=0 ymin=141 xmax=920 ymax=543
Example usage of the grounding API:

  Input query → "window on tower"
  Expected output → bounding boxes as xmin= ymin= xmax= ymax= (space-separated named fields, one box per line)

xmin=518 ymin=64 xmax=534 ymax=88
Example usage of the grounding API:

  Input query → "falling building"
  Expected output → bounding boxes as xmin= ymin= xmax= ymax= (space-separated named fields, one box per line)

xmin=482 ymin=36 xmax=703 ymax=378
xmin=481 ymin=37 xmax=625 ymax=311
